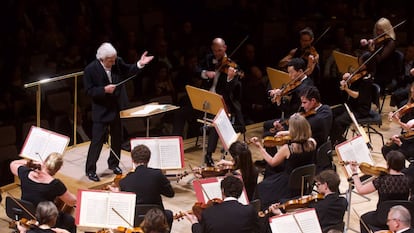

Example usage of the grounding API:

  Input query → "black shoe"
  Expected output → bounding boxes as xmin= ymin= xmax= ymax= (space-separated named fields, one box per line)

xmin=87 ymin=172 xmax=100 ymax=182
xmin=204 ymin=154 xmax=214 ymax=167
xmin=111 ymin=166 xmax=123 ymax=175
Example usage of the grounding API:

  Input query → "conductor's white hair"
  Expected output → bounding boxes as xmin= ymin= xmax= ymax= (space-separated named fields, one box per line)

xmin=96 ymin=42 xmax=117 ymax=60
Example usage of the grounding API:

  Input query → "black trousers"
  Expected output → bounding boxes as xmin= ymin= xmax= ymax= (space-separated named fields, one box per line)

xmin=85 ymin=117 xmax=121 ymax=174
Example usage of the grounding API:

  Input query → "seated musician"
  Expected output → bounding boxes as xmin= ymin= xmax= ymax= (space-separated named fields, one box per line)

xmin=185 ymin=175 xmax=260 ymax=233
xmin=258 ymin=58 xmax=314 ymax=176
xmin=330 ymin=51 xmax=375 ymax=146
xmin=199 ymin=37 xmax=245 ymax=167
xmin=251 ymin=113 xmax=316 ymax=209
xmin=215 ymin=141 xmax=259 ymax=201
xmin=278 ymin=27 xmax=319 ymax=83
xmin=385 ymin=205 xmax=414 ymax=233
xmin=9 ymin=153 xmax=77 ymax=233
xmin=268 ymin=170 xmax=347 ymax=232
xmin=17 ymin=201 xmax=70 ymax=233
xmin=140 ymin=208 xmax=170 ymax=233
xmin=107 ymin=144 xmax=175 ymax=230
xmin=350 ymin=151 xmax=411 ymax=233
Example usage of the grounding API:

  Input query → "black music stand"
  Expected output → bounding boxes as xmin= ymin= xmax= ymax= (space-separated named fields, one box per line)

xmin=185 ymin=85 xmax=227 ymax=164
xmin=5 ymin=196 xmax=36 ymax=221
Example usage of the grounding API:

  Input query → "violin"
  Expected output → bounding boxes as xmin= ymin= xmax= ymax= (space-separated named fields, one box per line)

xmin=54 ymin=197 xmax=75 ymax=215
xmin=216 ymin=57 xmax=244 ymax=78
xmin=389 ymin=103 xmax=414 ymax=120
xmin=193 ymin=165 xmax=234 ymax=178
xmin=339 ymin=161 xmax=388 ymax=176
xmin=385 ymin=130 xmax=414 ymax=146
xmin=345 ymin=70 xmax=367 ymax=85
xmin=271 ymin=67 xmax=311 ymax=103
xmin=263 ymin=135 xmax=291 ymax=147
xmin=26 ymin=160 xmax=41 ymax=170
xmin=258 ymin=193 xmax=324 ymax=217
xmin=300 ymin=46 xmax=319 ymax=62
xmin=268 ymin=110 xmax=316 ymax=134
xmin=9 ymin=218 xmax=38 ymax=230
xmin=182 ymin=198 xmax=223 ymax=221
xmin=114 ymin=226 xmax=143 ymax=233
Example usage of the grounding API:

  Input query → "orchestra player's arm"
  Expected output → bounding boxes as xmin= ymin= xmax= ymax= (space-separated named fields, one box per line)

xmin=349 ymin=163 xmax=376 ymax=194
xmin=251 ymin=137 xmax=289 ymax=167
xmin=278 ymin=49 xmax=297 ymax=68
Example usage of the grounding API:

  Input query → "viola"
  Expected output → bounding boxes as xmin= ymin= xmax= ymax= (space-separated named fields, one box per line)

xmin=26 ymin=160 xmax=41 ymax=170
xmin=339 ymin=161 xmax=388 ymax=177
xmin=258 ymin=193 xmax=324 ymax=217
xmin=9 ymin=218 xmax=38 ymax=230
xmin=188 ymin=198 xmax=223 ymax=221
xmin=193 ymin=165 xmax=234 ymax=178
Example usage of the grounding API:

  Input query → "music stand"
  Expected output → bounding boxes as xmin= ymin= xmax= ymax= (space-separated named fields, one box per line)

xmin=266 ymin=67 xmax=291 ymax=89
xmin=185 ymin=85 xmax=227 ymax=163
xmin=5 ymin=196 xmax=36 ymax=221
xmin=332 ymin=50 xmax=359 ymax=74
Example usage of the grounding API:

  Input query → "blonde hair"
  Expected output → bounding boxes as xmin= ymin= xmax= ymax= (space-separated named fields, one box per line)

xmin=374 ymin=17 xmax=396 ymax=40
xmin=288 ymin=113 xmax=315 ymax=153
xmin=44 ymin=152 xmax=63 ymax=176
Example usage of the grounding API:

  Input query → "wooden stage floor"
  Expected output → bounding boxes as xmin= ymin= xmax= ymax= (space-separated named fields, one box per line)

xmin=0 ymin=96 xmax=404 ymax=233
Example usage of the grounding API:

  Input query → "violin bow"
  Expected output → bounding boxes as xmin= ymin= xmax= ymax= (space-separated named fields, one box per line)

xmin=313 ymin=26 xmax=331 ymax=46
xmin=111 ymin=207 xmax=134 ymax=228
xmin=345 ymin=46 xmax=383 ymax=83
xmin=6 ymin=192 xmax=37 ymax=220
xmin=373 ymin=19 xmax=406 ymax=41
xmin=215 ymin=35 xmax=249 ymax=72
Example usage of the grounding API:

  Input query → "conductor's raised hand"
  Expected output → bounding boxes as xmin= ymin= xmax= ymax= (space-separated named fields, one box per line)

xmin=139 ymin=51 xmax=154 ymax=66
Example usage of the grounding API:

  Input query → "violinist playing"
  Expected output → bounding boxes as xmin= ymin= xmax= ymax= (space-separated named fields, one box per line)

xmin=199 ymin=37 xmax=246 ymax=167
xmin=9 ymin=153 xmax=77 ymax=233
xmin=382 ymin=83 xmax=414 ymax=162
xmin=349 ymin=151 xmax=411 ymax=233
xmin=251 ymin=114 xmax=316 ymax=210
xmin=278 ymin=27 xmax=319 ymax=83
xmin=185 ymin=175 xmax=260 ymax=233
xmin=267 ymin=170 xmax=347 ymax=232
xmin=17 ymin=201 xmax=69 ymax=233
xmin=215 ymin=141 xmax=259 ymax=201
xmin=330 ymin=51 xmax=374 ymax=146
xmin=107 ymin=144 xmax=175 ymax=230
xmin=360 ymin=17 xmax=397 ymax=93
xmin=258 ymin=58 xmax=314 ymax=177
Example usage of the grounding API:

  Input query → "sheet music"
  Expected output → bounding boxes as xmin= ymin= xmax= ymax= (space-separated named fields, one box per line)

xmin=83 ymin=193 xmax=108 ymax=226
xmin=130 ymin=137 xmax=183 ymax=169
xmin=270 ymin=214 xmax=302 ymax=233
xmin=213 ymin=109 xmax=237 ymax=150
xmin=194 ymin=177 xmax=249 ymax=205
xmin=131 ymin=104 xmax=167 ymax=115
xmin=336 ymin=136 xmax=373 ymax=177
xmin=20 ymin=126 xmax=69 ymax=161
xmin=295 ymin=209 xmax=322 ymax=233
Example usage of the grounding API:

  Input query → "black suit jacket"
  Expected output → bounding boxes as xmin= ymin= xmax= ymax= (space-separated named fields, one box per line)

xmin=306 ymin=104 xmax=333 ymax=148
xmin=83 ymin=57 xmax=140 ymax=123
xmin=309 ymin=193 xmax=348 ymax=230
xmin=402 ymin=228 xmax=414 ymax=233
xmin=119 ymin=165 xmax=174 ymax=209
xmin=192 ymin=200 xmax=260 ymax=233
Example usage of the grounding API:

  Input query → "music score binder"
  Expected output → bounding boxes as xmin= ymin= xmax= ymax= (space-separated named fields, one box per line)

xmin=130 ymin=136 xmax=184 ymax=170
xmin=269 ymin=208 xmax=322 ymax=233
xmin=20 ymin=126 xmax=70 ymax=161
xmin=213 ymin=108 xmax=240 ymax=152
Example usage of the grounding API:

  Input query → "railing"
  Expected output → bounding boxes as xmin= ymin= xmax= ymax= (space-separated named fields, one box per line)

xmin=24 ymin=71 xmax=84 ymax=146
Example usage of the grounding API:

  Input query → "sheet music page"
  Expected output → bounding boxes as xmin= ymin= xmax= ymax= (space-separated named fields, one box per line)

xmin=107 ymin=192 xmax=136 ymax=228
xmin=336 ymin=136 xmax=373 ymax=176
xmin=130 ymin=139 xmax=161 ymax=168
xmin=213 ymin=109 xmax=237 ymax=150
xmin=20 ymin=127 xmax=69 ymax=161
xmin=269 ymin=214 xmax=302 ymax=233
xmin=198 ymin=177 xmax=248 ymax=205
xmin=158 ymin=138 xmax=182 ymax=169
xmin=294 ymin=209 xmax=322 ymax=233
xmin=131 ymin=104 xmax=166 ymax=115
xmin=79 ymin=191 xmax=109 ymax=227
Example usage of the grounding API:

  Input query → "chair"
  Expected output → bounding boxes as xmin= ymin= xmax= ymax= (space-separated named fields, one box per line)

xmin=356 ymin=83 xmax=385 ymax=146
xmin=134 ymin=204 xmax=163 ymax=227
xmin=288 ymin=164 xmax=316 ymax=197
xmin=367 ymin=200 xmax=414 ymax=232
xmin=5 ymin=197 xmax=36 ymax=221
xmin=315 ymin=140 xmax=334 ymax=174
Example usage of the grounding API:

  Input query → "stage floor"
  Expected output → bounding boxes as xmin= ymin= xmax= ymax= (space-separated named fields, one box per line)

xmin=0 ymin=96 xmax=403 ymax=232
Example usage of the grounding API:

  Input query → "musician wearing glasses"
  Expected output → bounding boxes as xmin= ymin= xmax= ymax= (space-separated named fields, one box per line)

xmin=386 ymin=205 xmax=414 ymax=233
